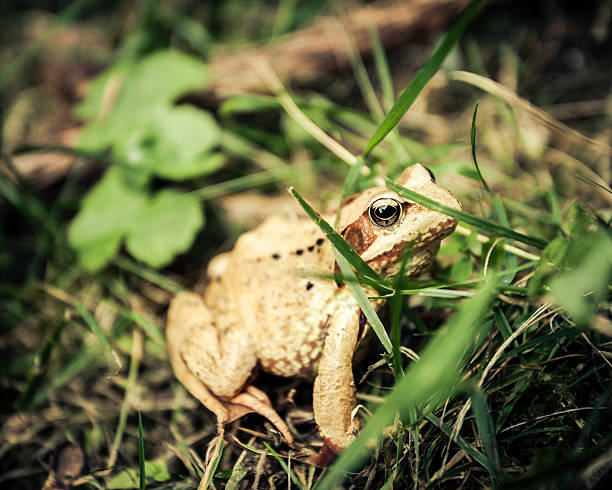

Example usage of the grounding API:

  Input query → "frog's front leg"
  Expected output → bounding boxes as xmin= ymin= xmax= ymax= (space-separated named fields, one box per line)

xmin=167 ymin=291 xmax=294 ymax=444
xmin=311 ymin=307 xmax=361 ymax=466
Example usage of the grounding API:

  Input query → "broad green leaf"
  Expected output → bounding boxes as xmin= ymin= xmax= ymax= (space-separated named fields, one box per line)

xmin=76 ymin=235 xmax=122 ymax=271
xmin=106 ymin=460 xmax=170 ymax=489
xmin=125 ymin=189 xmax=204 ymax=268
xmin=386 ymin=179 xmax=547 ymax=249
xmin=364 ymin=0 xmax=486 ymax=155
xmin=318 ymin=278 xmax=497 ymax=489
xmin=78 ymin=50 xmax=207 ymax=152
xmin=68 ymin=167 xmax=148 ymax=270
xmin=225 ymin=465 xmax=247 ymax=490
xmin=550 ymin=231 xmax=612 ymax=325
xmin=153 ymin=105 xmax=219 ymax=163
xmin=74 ymin=67 xmax=118 ymax=120
xmin=151 ymin=105 xmax=223 ymax=180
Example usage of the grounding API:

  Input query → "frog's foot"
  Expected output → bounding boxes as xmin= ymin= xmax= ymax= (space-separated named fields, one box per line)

xmin=167 ymin=292 xmax=294 ymax=445
xmin=227 ymin=385 xmax=294 ymax=445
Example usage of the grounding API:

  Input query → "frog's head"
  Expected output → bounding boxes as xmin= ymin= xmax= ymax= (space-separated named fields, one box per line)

xmin=338 ymin=164 xmax=461 ymax=278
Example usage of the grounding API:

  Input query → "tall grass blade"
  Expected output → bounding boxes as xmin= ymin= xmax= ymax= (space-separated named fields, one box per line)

xmin=335 ymin=250 xmax=393 ymax=353
xmin=369 ymin=26 xmax=394 ymax=110
xmin=290 ymin=188 xmax=384 ymax=286
xmin=138 ymin=411 xmax=146 ymax=490
xmin=470 ymin=102 xmax=491 ymax=192
xmin=264 ymin=443 xmax=306 ymax=490
xmin=292 ymin=187 xmax=393 ymax=351
xmin=335 ymin=156 xmax=366 ymax=229
xmin=75 ymin=302 xmax=122 ymax=372
xmin=470 ymin=388 xmax=501 ymax=482
xmin=386 ymin=179 xmax=547 ymax=249
xmin=318 ymin=278 xmax=498 ymax=489
xmin=364 ymin=0 xmax=486 ymax=155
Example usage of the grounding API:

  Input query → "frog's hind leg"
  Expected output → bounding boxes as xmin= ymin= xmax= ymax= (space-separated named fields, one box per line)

xmin=167 ymin=291 xmax=294 ymax=445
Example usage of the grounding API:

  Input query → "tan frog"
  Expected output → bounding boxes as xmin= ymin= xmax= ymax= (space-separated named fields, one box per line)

xmin=166 ymin=164 xmax=460 ymax=465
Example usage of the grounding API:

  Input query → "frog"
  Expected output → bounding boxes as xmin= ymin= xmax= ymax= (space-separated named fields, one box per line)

xmin=166 ymin=163 xmax=461 ymax=465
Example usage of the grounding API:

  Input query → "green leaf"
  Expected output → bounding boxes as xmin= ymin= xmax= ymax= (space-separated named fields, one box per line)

xmin=364 ymin=0 xmax=486 ymax=155
xmin=549 ymin=231 xmax=612 ymax=325
xmin=107 ymin=469 xmax=139 ymax=489
xmin=151 ymin=105 xmax=223 ymax=180
xmin=386 ymin=179 xmax=547 ymax=249
xmin=225 ymin=465 xmax=247 ymax=490
xmin=77 ymin=235 xmax=123 ymax=271
xmin=318 ymin=278 xmax=498 ymax=489
xmin=125 ymin=189 xmax=204 ymax=268
xmin=68 ymin=168 xmax=148 ymax=270
xmin=77 ymin=50 xmax=207 ymax=152
xmin=74 ymin=67 xmax=117 ymax=120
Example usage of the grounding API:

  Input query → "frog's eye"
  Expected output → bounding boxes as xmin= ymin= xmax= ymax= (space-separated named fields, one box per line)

xmin=368 ymin=198 xmax=402 ymax=227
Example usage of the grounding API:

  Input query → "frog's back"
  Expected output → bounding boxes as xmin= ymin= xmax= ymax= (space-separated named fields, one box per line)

xmin=219 ymin=215 xmax=353 ymax=377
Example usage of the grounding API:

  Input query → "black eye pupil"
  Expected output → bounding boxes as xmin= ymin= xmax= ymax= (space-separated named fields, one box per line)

xmin=375 ymin=204 xmax=396 ymax=219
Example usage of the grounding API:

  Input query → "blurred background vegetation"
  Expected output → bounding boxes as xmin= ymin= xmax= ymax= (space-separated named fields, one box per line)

xmin=1 ymin=0 xmax=611 ymax=488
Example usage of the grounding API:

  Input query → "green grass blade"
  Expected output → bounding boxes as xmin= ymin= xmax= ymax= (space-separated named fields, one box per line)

xmin=576 ymin=172 xmax=612 ymax=195
xmin=391 ymin=243 xmax=416 ymax=378
xmin=470 ymin=388 xmax=501 ymax=482
xmin=317 ymin=278 xmax=498 ymax=489
xmin=292 ymin=186 xmax=393 ymax=351
xmin=263 ymin=443 xmax=306 ymax=490
xmin=425 ymin=413 xmax=490 ymax=471
xmin=364 ymin=0 xmax=486 ymax=155
xmin=113 ymin=256 xmax=183 ymax=294
xmin=290 ymin=188 xmax=384 ymax=286
xmin=335 ymin=156 xmax=366 ymax=229
xmin=17 ymin=320 xmax=67 ymax=410
xmin=75 ymin=302 xmax=122 ymax=372
xmin=197 ymin=158 xmax=334 ymax=201
xmin=369 ymin=25 xmax=394 ymax=110
xmin=470 ymin=102 xmax=491 ymax=192
xmin=335 ymin=250 xmax=393 ymax=353
xmin=138 ymin=411 xmax=146 ymax=490
xmin=386 ymin=179 xmax=547 ymax=249
xmin=201 ymin=441 xmax=223 ymax=490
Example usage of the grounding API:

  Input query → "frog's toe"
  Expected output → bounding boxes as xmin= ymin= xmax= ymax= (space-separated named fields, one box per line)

xmin=307 ymin=438 xmax=339 ymax=467
xmin=228 ymin=387 xmax=294 ymax=446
